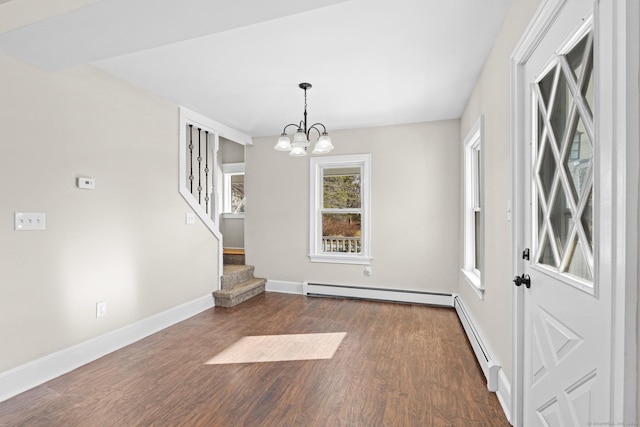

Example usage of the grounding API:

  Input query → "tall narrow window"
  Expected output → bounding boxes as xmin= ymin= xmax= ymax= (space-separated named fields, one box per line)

xmin=462 ymin=117 xmax=483 ymax=298
xmin=310 ymin=154 xmax=371 ymax=264
xmin=222 ymin=163 xmax=245 ymax=217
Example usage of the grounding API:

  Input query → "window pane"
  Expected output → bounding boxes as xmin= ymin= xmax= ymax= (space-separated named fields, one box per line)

xmin=323 ymin=167 xmax=361 ymax=209
xmin=322 ymin=213 xmax=362 ymax=253
xmin=474 ymin=210 xmax=481 ymax=270
xmin=231 ymin=174 xmax=245 ymax=213
xmin=473 ymin=149 xmax=481 ymax=208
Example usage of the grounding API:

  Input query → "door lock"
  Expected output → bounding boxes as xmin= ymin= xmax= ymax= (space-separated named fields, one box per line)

xmin=513 ymin=274 xmax=531 ymax=289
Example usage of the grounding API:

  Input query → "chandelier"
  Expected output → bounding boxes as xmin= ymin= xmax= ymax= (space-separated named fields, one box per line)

xmin=274 ymin=82 xmax=334 ymax=157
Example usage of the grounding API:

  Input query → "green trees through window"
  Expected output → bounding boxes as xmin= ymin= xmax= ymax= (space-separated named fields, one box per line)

xmin=322 ymin=170 xmax=362 ymax=243
xmin=310 ymin=154 xmax=371 ymax=264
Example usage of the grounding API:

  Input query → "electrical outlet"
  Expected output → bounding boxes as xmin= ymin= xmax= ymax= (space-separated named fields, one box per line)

xmin=364 ymin=266 xmax=372 ymax=276
xmin=96 ymin=301 xmax=107 ymax=318
xmin=185 ymin=212 xmax=195 ymax=225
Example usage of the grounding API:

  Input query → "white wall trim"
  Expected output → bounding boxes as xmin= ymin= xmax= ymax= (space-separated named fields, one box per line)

xmin=179 ymin=107 xmax=253 ymax=147
xmin=454 ymin=295 xmax=511 ymax=424
xmin=302 ymin=282 xmax=454 ymax=307
xmin=309 ymin=154 xmax=372 ymax=265
xmin=461 ymin=115 xmax=484 ymax=300
xmin=461 ymin=268 xmax=485 ymax=300
xmin=0 ymin=294 xmax=214 ymax=403
xmin=454 ymin=296 xmax=500 ymax=391
xmin=599 ymin=1 xmax=639 ymax=421
xmin=496 ymin=369 xmax=512 ymax=423
xmin=265 ymin=280 xmax=304 ymax=295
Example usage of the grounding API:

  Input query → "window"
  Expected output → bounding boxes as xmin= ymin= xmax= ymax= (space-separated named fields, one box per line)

xmin=222 ymin=163 xmax=245 ymax=218
xmin=462 ymin=117 xmax=483 ymax=298
xmin=310 ymin=154 xmax=371 ymax=264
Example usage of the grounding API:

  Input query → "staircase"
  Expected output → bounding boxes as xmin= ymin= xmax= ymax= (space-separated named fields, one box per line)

xmin=212 ymin=264 xmax=266 ymax=307
xmin=223 ymin=248 xmax=245 ymax=265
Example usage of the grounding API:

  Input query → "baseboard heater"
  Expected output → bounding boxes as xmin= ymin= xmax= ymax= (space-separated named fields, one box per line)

xmin=454 ymin=295 xmax=500 ymax=391
xmin=302 ymin=282 xmax=454 ymax=307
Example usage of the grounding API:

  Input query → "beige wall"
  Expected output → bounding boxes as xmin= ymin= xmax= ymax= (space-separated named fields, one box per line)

xmin=219 ymin=137 xmax=245 ymax=164
xmin=221 ymin=218 xmax=244 ymax=248
xmin=246 ymin=120 xmax=460 ymax=292
xmin=459 ymin=0 xmax=542 ymax=381
xmin=0 ymin=53 xmax=218 ymax=372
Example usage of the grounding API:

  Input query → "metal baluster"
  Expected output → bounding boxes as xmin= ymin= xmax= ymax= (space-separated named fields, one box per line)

xmin=188 ymin=124 xmax=194 ymax=193
xmin=204 ymin=130 xmax=210 ymax=214
xmin=197 ymin=128 xmax=202 ymax=204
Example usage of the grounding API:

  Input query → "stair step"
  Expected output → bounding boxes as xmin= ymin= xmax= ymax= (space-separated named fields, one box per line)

xmin=213 ymin=278 xmax=266 ymax=308
xmin=221 ymin=265 xmax=255 ymax=289
xmin=223 ymin=248 xmax=245 ymax=265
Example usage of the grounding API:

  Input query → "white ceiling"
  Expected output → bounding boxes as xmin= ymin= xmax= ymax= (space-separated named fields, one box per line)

xmin=0 ymin=0 xmax=513 ymax=137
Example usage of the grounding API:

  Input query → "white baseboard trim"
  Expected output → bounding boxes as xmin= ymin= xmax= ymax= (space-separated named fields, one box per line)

xmin=454 ymin=295 xmax=500 ymax=391
xmin=265 ymin=280 xmax=304 ymax=295
xmin=454 ymin=295 xmax=512 ymax=424
xmin=0 ymin=294 xmax=214 ymax=403
xmin=496 ymin=369 xmax=512 ymax=424
xmin=302 ymin=282 xmax=455 ymax=307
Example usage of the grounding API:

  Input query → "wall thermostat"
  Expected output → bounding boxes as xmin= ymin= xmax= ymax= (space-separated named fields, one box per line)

xmin=77 ymin=177 xmax=95 ymax=189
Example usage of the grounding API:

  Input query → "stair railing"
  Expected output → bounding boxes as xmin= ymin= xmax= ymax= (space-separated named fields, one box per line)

xmin=179 ymin=107 xmax=253 ymax=289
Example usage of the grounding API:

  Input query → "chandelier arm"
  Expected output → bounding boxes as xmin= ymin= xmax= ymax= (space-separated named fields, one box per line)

xmin=307 ymin=124 xmax=325 ymax=139
xmin=308 ymin=123 xmax=328 ymax=134
xmin=281 ymin=123 xmax=301 ymax=134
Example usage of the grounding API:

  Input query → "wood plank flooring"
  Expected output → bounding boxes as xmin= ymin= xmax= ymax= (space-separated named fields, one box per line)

xmin=0 ymin=293 xmax=510 ymax=426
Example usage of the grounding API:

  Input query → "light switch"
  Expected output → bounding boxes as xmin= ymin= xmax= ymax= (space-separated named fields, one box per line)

xmin=185 ymin=212 xmax=195 ymax=225
xmin=15 ymin=212 xmax=46 ymax=231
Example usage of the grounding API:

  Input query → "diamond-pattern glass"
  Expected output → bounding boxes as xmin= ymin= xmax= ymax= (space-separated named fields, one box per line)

xmin=563 ymin=115 xmax=592 ymax=202
xmin=533 ymin=32 xmax=594 ymax=282
xmin=538 ymin=139 xmax=556 ymax=203
xmin=549 ymin=70 xmax=571 ymax=150
xmin=538 ymin=198 xmax=545 ymax=238
xmin=538 ymin=67 xmax=556 ymax=108
xmin=566 ymin=35 xmax=588 ymax=82
xmin=539 ymin=233 xmax=557 ymax=268
xmin=549 ymin=182 xmax=571 ymax=258
xmin=583 ymin=57 xmax=594 ymax=119
xmin=567 ymin=237 xmax=593 ymax=281
xmin=537 ymin=110 xmax=546 ymax=150
xmin=581 ymin=189 xmax=593 ymax=252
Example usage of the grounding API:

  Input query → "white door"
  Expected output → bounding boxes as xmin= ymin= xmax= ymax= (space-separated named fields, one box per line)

xmin=519 ymin=0 xmax=611 ymax=425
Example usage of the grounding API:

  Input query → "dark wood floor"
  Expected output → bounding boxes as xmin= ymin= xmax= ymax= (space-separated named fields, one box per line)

xmin=0 ymin=293 xmax=509 ymax=426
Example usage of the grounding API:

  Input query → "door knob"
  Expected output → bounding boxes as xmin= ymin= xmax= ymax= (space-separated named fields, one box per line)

xmin=513 ymin=274 xmax=531 ymax=288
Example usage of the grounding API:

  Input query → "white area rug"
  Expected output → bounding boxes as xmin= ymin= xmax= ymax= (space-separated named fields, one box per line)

xmin=205 ymin=332 xmax=347 ymax=364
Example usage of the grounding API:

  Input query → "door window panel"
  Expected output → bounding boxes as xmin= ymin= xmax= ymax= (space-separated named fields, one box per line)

xmin=534 ymin=31 xmax=594 ymax=282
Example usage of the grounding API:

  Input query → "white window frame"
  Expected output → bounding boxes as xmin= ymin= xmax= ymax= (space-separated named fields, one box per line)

xmin=310 ymin=154 xmax=372 ymax=265
xmin=462 ymin=116 xmax=484 ymax=298
xmin=221 ymin=162 xmax=245 ymax=219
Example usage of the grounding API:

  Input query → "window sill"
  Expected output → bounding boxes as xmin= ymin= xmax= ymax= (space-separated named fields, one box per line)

xmin=461 ymin=268 xmax=484 ymax=300
xmin=309 ymin=254 xmax=372 ymax=265
xmin=222 ymin=213 xmax=245 ymax=219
